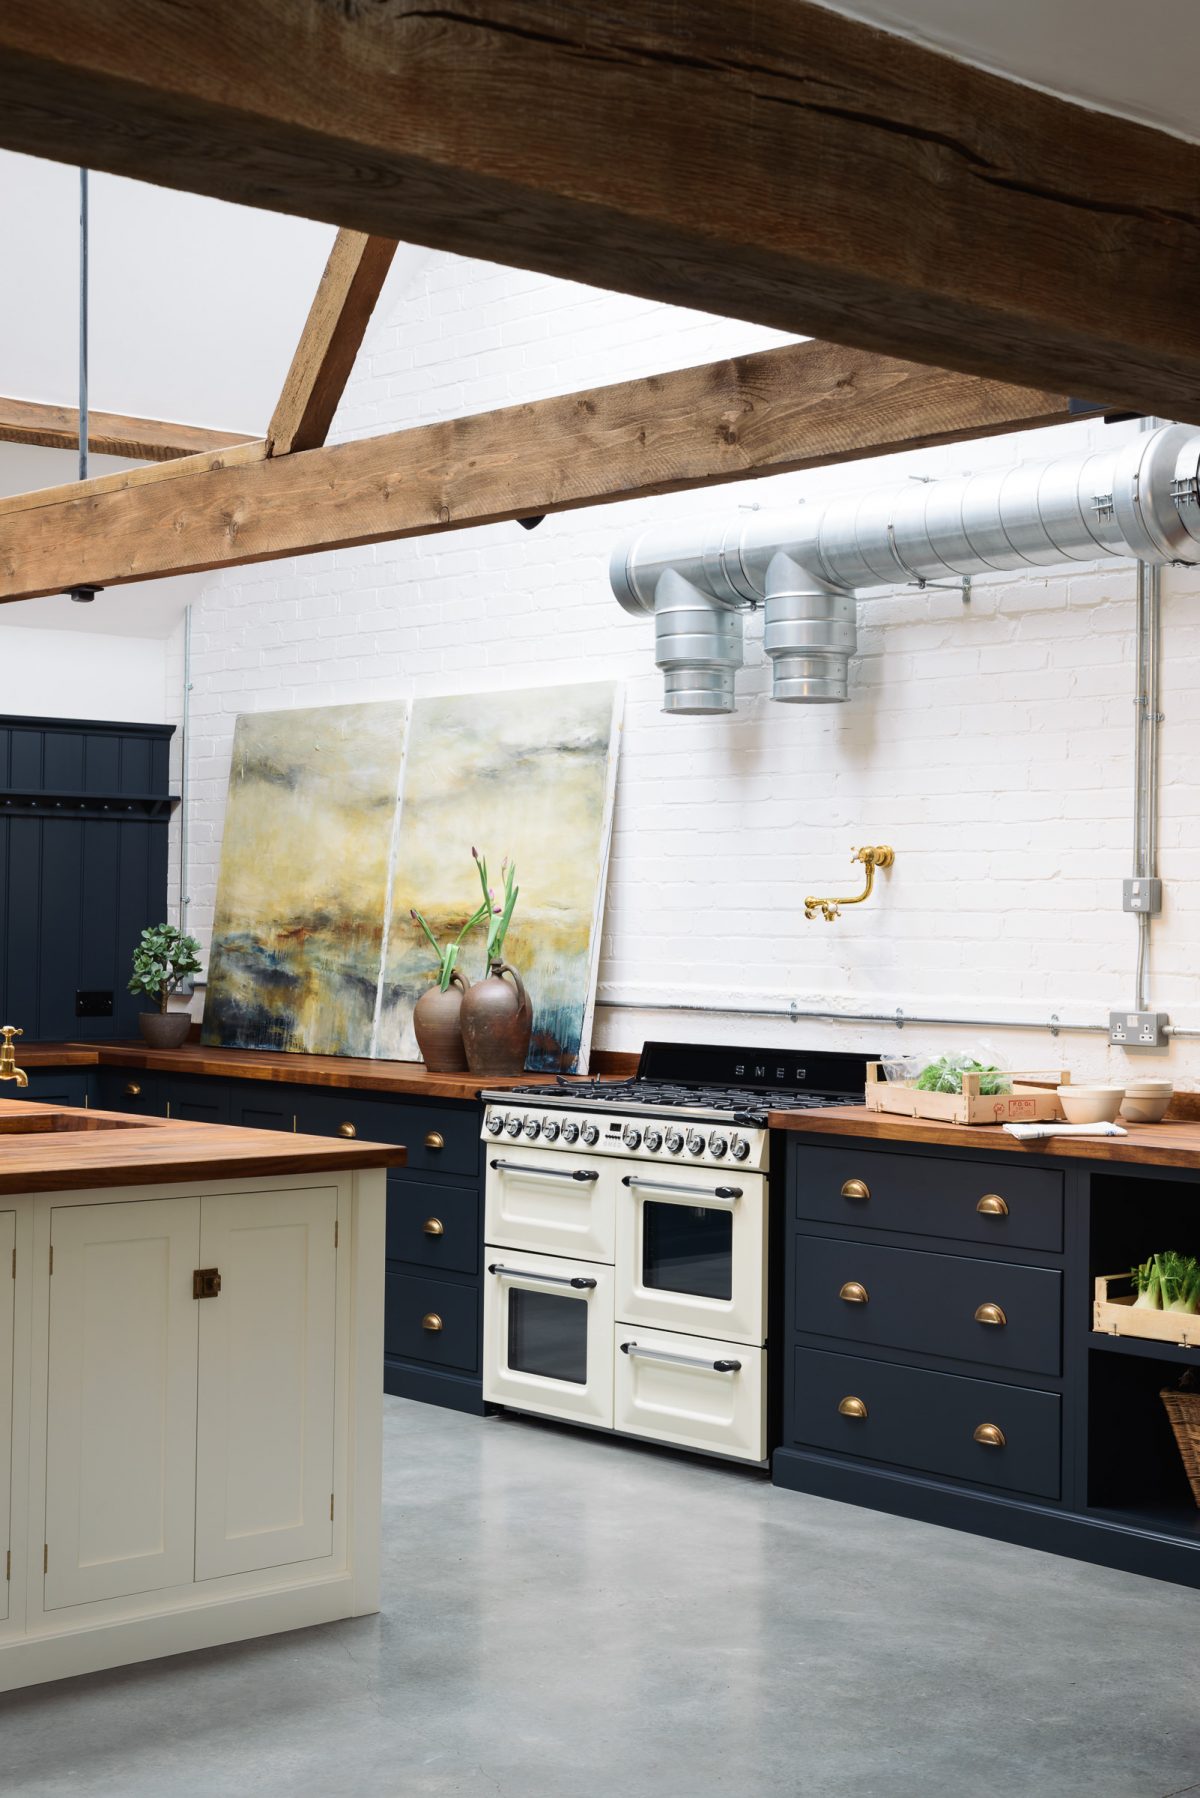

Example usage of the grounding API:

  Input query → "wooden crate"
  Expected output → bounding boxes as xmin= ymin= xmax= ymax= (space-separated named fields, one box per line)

xmin=864 ymin=1062 xmax=1068 ymax=1127
xmin=1093 ymin=1273 xmax=1200 ymax=1350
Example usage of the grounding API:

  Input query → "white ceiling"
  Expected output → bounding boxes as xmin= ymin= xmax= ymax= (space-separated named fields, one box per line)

xmin=819 ymin=0 xmax=1200 ymax=144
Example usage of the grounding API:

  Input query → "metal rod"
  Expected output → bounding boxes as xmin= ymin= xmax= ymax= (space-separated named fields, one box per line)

xmin=78 ymin=168 xmax=88 ymax=483
xmin=596 ymin=996 xmax=1105 ymax=1034
xmin=487 ymin=1263 xmax=598 ymax=1290
xmin=621 ymin=1176 xmax=742 ymax=1201
xmin=620 ymin=1342 xmax=742 ymax=1374
xmin=488 ymin=1160 xmax=599 ymax=1182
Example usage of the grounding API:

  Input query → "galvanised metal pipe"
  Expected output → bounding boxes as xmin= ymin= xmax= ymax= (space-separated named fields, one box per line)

xmin=611 ymin=425 xmax=1200 ymax=709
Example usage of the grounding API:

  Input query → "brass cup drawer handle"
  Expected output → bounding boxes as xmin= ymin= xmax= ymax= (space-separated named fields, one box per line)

xmin=422 ymin=1217 xmax=445 ymax=1238
xmin=838 ymin=1281 xmax=869 ymax=1304
xmin=421 ymin=1312 xmax=443 ymax=1332
xmin=838 ymin=1395 xmax=868 ymax=1419
xmin=424 ymin=1131 xmax=445 ymax=1151
xmin=840 ymin=1178 xmax=870 ymax=1202
xmin=124 ymin=1082 xmax=143 ymax=1097
xmin=974 ymin=1302 xmax=1007 ymax=1327
xmin=338 ymin=1121 xmax=357 ymax=1138
xmin=973 ymin=1422 xmax=1006 ymax=1448
xmin=976 ymin=1193 xmax=1009 ymax=1217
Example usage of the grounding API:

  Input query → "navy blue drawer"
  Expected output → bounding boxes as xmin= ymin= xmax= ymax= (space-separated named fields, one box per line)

xmin=793 ymin=1144 xmax=1063 ymax=1253
xmin=387 ymin=1175 xmax=478 ymax=1275
xmin=790 ymin=1345 xmax=1061 ymax=1500
xmin=385 ymin=1270 xmax=479 ymax=1374
xmin=166 ymin=1074 xmax=231 ymax=1125
xmin=302 ymin=1093 xmax=479 ymax=1177
xmin=93 ymin=1069 xmax=169 ymax=1116
xmin=1 ymin=1069 xmax=91 ymax=1107
xmin=795 ymin=1233 xmax=1062 ymax=1375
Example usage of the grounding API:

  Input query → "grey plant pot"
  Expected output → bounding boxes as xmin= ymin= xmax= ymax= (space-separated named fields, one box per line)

xmin=138 ymin=1011 xmax=192 ymax=1049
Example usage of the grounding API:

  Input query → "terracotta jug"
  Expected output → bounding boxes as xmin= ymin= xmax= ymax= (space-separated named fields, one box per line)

xmin=461 ymin=961 xmax=533 ymax=1076
xmin=412 ymin=968 xmax=469 ymax=1073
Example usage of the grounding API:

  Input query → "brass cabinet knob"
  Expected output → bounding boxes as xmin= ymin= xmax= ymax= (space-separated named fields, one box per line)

xmin=422 ymin=1217 xmax=444 ymax=1237
xmin=973 ymin=1422 xmax=1006 ymax=1448
xmin=838 ymin=1281 xmax=869 ymax=1304
xmin=424 ymin=1131 xmax=445 ymax=1151
xmin=421 ymin=1312 xmax=443 ymax=1332
xmin=974 ymin=1302 xmax=1007 ymax=1326
xmin=124 ymin=1082 xmax=142 ymax=1097
xmin=840 ymin=1178 xmax=870 ymax=1201
xmin=976 ymin=1193 xmax=1009 ymax=1217
xmin=338 ymin=1121 xmax=357 ymax=1138
xmin=838 ymin=1395 xmax=868 ymax=1419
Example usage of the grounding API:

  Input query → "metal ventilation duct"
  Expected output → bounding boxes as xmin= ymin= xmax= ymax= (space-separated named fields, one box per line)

xmin=611 ymin=424 xmax=1200 ymax=712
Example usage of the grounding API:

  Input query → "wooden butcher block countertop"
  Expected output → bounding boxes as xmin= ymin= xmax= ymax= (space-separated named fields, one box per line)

xmin=0 ymin=1099 xmax=407 ymax=1195
xmin=768 ymin=1104 xmax=1200 ymax=1171
xmin=19 ymin=1041 xmax=638 ymax=1099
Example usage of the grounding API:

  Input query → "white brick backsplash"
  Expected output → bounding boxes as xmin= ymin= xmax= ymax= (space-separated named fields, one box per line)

xmin=161 ymin=249 xmax=1200 ymax=1087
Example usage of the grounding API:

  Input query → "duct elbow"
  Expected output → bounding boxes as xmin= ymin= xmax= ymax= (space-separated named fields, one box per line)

xmin=652 ymin=568 xmax=744 ymax=715
xmin=762 ymin=551 xmax=857 ymax=705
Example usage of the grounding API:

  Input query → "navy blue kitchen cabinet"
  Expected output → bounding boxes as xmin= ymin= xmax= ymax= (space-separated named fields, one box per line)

xmin=0 ymin=715 xmax=175 ymax=1042
xmin=777 ymin=1132 xmax=1200 ymax=1589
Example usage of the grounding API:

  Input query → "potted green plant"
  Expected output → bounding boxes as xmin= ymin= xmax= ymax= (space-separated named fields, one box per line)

xmin=128 ymin=923 xmax=203 ymax=1049
xmin=460 ymin=850 xmax=531 ymax=1076
xmin=409 ymin=897 xmax=489 ymax=1072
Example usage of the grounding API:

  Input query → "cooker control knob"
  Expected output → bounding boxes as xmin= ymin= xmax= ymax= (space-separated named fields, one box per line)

xmin=561 ymin=1120 xmax=580 ymax=1144
xmin=644 ymin=1127 xmax=663 ymax=1153
xmin=485 ymin=1112 xmax=505 ymax=1136
xmin=665 ymin=1128 xmax=684 ymax=1154
xmin=581 ymin=1121 xmax=600 ymax=1146
xmin=542 ymin=1119 xmax=560 ymax=1142
xmin=730 ymin=1136 xmax=751 ymax=1162
xmin=708 ymin=1132 xmax=729 ymax=1158
xmin=622 ymin=1125 xmax=642 ymax=1150
xmin=523 ymin=1118 xmax=541 ymax=1139
xmin=505 ymin=1116 xmax=524 ymax=1138
xmin=686 ymin=1130 xmax=706 ymax=1156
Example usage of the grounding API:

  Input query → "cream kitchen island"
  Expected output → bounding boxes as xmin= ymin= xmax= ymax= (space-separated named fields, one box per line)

xmin=0 ymin=1099 xmax=402 ymax=1691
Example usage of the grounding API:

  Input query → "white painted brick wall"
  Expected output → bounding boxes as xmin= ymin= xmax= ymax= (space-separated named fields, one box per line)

xmin=181 ymin=252 xmax=1200 ymax=1085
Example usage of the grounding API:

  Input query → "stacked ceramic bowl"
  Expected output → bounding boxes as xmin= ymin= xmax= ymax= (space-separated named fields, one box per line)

xmin=1120 ymin=1080 xmax=1174 ymax=1123
xmin=1056 ymin=1085 xmax=1126 ymax=1124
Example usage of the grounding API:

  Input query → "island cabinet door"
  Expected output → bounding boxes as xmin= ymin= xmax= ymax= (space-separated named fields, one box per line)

xmin=0 ymin=1211 xmax=14 ymax=1623
xmin=194 ymin=1186 xmax=337 ymax=1580
xmin=44 ymin=1197 xmax=201 ymax=1610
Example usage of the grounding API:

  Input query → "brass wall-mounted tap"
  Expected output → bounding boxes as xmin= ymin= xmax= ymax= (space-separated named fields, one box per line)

xmin=805 ymin=846 xmax=895 ymax=922
xmin=0 ymin=1026 xmax=28 ymax=1086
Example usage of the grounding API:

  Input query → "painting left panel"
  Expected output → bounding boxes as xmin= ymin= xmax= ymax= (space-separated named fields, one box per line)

xmin=202 ymin=702 xmax=409 ymax=1055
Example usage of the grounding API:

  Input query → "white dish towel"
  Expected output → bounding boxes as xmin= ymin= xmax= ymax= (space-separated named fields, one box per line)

xmin=1003 ymin=1120 xmax=1128 ymax=1140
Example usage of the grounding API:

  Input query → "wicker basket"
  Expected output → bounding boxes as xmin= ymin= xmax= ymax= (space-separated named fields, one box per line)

xmin=1160 ymin=1376 xmax=1200 ymax=1509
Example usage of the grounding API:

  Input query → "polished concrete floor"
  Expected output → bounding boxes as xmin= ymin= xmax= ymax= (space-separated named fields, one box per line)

xmin=1 ymin=1396 xmax=1198 ymax=1797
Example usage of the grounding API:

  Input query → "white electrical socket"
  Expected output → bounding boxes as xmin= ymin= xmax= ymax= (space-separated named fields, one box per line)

xmin=1109 ymin=1010 xmax=1170 ymax=1049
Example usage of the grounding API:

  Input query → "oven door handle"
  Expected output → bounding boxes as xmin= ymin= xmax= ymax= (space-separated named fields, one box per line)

xmin=620 ymin=1175 xmax=742 ymax=1202
xmin=620 ymin=1341 xmax=742 ymax=1374
xmin=490 ymin=1159 xmax=599 ymax=1183
xmin=488 ymin=1262 xmax=599 ymax=1290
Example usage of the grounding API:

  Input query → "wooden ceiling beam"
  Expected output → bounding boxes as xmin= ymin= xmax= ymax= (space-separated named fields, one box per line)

xmin=0 ymin=4 xmax=1195 ymax=418
xmin=0 ymin=396 xmax=253 ymax=462
xmin=267 ymin=230 xmax=398 ymax=456
xmin=0 ymin=339 xmax=1085 ymax=604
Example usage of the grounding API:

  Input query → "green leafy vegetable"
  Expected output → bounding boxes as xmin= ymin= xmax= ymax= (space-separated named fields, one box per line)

xmin=1129 ymin=1252 xmax=1200 ymax=1314
xmin=914 ymin=1055 xmax=1011 ymax=1096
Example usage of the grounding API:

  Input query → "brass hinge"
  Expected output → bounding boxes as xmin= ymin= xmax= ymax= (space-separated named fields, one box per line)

xmin=330 ymin=1493 xmax=335 ymax=1522
xmin=165 ymin=1101 xmax=171 ymax=1118
xmin=334 ymin=1219 xmax=339 ymax=1249
xmin=192 ymin=1268 xmax=222 ymax=1300
xmin=43 ymin=1543 xmax=48 ymax=1574
xmin=48 ymin=1244 xmax=53 ymax=1276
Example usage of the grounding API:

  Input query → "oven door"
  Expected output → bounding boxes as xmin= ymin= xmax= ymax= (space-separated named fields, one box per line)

xmin=485 ymin=1147 xmax=617 ymax=1262
xmin=613 ymin=1325 xmax=766 ymax=1462
xmin=615 ymin=1168 xmax=767 ymax=1346
xmin=484 ymin=1253 xmax=615 ymax=1427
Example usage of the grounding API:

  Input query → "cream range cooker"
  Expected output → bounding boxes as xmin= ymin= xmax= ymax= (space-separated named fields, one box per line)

xmin=480 ymin=1044 xmax=873 ymax=1463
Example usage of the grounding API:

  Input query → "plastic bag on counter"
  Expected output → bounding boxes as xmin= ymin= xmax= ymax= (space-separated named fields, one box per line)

xmin=912 ymin=1047 xmax=1011 ymax=1096
xmin=879 ymin=1054 xmax=922 ymax=1085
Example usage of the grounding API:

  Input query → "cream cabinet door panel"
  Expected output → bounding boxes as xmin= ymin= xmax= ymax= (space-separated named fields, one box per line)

xmin=0 ymin=1211 xmax=14 ymax=1624
xmin=195 ymin=1187 xmax=337 ymax=1580
xmin=45 ymin=1198 xmax=200 ymax=1610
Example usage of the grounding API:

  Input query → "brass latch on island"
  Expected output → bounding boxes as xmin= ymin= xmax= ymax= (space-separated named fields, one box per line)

xmin=193 ymin=1268 xmax=222 ymax=1300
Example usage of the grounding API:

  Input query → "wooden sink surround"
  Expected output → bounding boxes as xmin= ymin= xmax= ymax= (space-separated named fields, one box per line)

xmin=0 ymin=1097 xmax=405 ymax=1194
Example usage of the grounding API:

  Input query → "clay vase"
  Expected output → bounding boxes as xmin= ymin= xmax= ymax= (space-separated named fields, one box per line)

xmin=461 ymin=961 xmax=533 ymax=1076
xmin=138 ymin=1010 xmax=192 ymax=1049
xmin=412 ymin=968 xmax=469 ymax=1074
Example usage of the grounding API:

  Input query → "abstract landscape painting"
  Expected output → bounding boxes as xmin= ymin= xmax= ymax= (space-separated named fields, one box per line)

xmin=203 ymin=702 xmax=408 ymax=1055
xmin=378 ymin=683 xmax=622 ymax=1073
